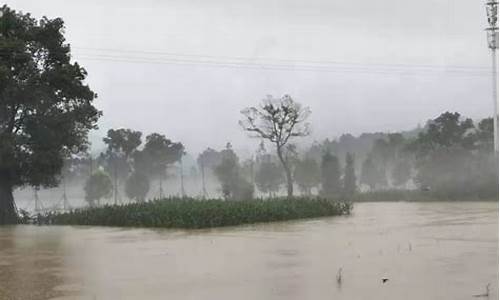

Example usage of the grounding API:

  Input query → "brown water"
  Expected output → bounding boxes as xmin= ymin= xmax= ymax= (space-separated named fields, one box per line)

xmin=0 ymin=202 xmax=497 ymax=300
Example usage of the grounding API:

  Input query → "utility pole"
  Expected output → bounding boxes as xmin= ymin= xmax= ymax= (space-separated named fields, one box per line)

xmin=485 ymin=0 xmax=499 ymax=152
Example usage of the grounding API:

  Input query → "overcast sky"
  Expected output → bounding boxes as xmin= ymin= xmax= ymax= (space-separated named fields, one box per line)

xmin=5 ymin=0 xmax=495 ymax=155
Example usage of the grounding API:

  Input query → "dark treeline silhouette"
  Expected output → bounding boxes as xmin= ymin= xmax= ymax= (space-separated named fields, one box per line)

xmin=0 ymin=6 xmax=100 ymax=224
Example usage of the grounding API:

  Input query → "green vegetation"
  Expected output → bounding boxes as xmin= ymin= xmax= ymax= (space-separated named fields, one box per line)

xmin=0 ymin=6 xmax=100 ymax=224
xmin=214 ymin=143 xmax=254 ymax=200
xmin=240 ymin=95 xmax=312 ymax=197
xmin=1 ymin=4 xmax=497 ymax=226
xmin=44 ymin=197 xmax=352 ymax=229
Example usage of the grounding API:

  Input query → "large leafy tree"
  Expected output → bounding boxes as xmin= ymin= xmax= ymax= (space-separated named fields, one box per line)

xmin=240 ymin=95 xmax=311 ymax=197
xmin=214 ymin=143 xmax=254 ymax=200
xmin=84 ymin=170 xmax=112 ymax=207
xmin=0 ymin=6 xmax=100 ymax=223
xmin=409 ymin=112 xmax=488 ymax=196
xmin=103 ymin=128 xmax=142 ymax=159
xmin=101 ymin=128 xmax=142 ymax=203
xmin=141 ymin=133 xmax=184 ymax=198
xmin=474 ymin=118 xmax=494 ymax=152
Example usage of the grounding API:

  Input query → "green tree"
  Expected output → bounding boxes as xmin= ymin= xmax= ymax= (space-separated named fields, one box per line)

xmin=409 ymin=112 xmax=485 ymax=196
xmin=142 ymin=133 xmax=184 ymax=198
xmin=102 ymin=128 xmax=142 ymax=203
xmin=0 ymin=7 xmax=100 ymax=223
xmin=103 ymin=129 xmax=142 ymax=159
xmin=320 ymin=152 xmax=341 ymax=197
xmin=84 ymin=170 xmax=112 ymax=207
xmin=214 ymin=143 xmax=254 ymax=200
xmin=294 ymin=157 xmax=320 ymax=195
xmin=343 ymin=153 xmax=357 ymax=196
xmin=125 ymin=171 xmax=150 ymax=202
xmin=474 ymin=118 xmax=494 ymax=152
xmin=240 ymin=95 xmax=311 ymax=197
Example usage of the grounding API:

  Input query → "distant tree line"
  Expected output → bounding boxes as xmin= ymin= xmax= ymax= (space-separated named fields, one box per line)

xmin=2 ymin=5 xmax=496 ymax=225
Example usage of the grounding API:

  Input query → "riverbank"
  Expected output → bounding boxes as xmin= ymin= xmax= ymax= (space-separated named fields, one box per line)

xmin=42 ymin=197 xmax=352 ymax=229
xmin=353 ymin=190 xmax=499 ymax=202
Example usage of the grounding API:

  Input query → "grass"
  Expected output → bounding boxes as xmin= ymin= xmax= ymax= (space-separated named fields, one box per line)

xmin=41 ymin=197 xmax=352 ymax=229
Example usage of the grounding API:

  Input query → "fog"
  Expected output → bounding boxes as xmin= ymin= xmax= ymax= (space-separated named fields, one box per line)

xmin=4 ymin=0 xmax=494 ymax=155
xmin=1 ymin=2 xmax=498 ymax=299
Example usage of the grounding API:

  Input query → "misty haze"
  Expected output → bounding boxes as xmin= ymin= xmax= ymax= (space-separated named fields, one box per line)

xmin=0 ymin=1 xmax=498 ymax=300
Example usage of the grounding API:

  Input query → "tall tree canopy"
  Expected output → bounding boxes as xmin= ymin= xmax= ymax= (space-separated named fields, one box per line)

xmin=0 ymin=6 xmax=100 ymax=223
xmin=409 ymin=112 xmax=497 ymax=198
xmin=101 ymin=128 xmax=142 ymax=203
xmin=84 ymin=170 xmax=112 ymax=207
xmin=140 ymin=133 xmax=184 ymax=197
xmin=214 ymin=143 xmax=254 ymax=200
xmin=240 ymin=95 xmax=311 ymax=197
xmin=103 ymin=128 xmax=142 ymax=159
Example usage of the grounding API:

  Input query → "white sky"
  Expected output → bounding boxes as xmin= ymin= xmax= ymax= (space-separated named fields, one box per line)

xmin=4 ymin=0 xmax=496 ymax=155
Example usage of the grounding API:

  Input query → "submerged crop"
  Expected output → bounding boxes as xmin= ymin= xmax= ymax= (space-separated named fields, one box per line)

xmin=42 ymin=197 xmax=352 ymax=229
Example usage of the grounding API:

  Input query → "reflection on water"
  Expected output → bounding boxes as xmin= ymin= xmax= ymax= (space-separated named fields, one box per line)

xmin=0 ymin=202 xmax=497 ymax=300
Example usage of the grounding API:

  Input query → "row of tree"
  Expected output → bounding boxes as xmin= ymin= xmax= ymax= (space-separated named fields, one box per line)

xmin=195 ymin=141 xmax=358 ymax=200
xmin=357 ymin=112 xmax=497 ymax=197
xmin=83 ymin=129 xmax=184 ymax=206
xmin=0 ymin=5 xmax=497 ymax=224
xmin=54 ymin=96 xmax=500 ymax=205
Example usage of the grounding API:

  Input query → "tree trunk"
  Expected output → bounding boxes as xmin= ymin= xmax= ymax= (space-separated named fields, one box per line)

xmin=276 ymin=146 xmax=293 ymax=198
xmin=0 ymin=180 xmax=17 ymax=224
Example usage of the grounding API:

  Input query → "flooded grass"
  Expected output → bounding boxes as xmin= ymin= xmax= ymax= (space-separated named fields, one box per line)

xmin=43 ymin=197 xmax=352 ymax=229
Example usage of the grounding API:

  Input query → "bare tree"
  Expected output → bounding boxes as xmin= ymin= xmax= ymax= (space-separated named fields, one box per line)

xmin=239 ymin=95 xmax=311 ymax=197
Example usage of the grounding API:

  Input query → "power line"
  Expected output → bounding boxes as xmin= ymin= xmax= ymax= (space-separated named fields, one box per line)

xmin=71 ymin=51 xmax=490 ymax=77
xmin=0 ymin=45 xmax=490 ymax=76
xmin=72 ymin=46 xmax=488 ymax=71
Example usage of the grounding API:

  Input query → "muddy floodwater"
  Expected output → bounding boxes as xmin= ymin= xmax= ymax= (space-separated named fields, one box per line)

xmin=0 ymin=202 xmax=497 ymax=300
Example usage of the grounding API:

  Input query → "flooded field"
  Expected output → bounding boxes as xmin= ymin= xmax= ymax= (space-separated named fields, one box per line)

xmin=0 ymin=202 xmax=497 ymax=300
